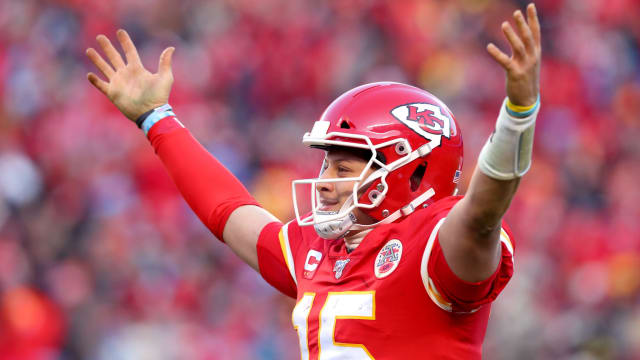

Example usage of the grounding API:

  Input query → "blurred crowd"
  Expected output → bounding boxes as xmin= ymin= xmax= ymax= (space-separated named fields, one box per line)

xmin=0 ymin=0 xmax=639 ymax=359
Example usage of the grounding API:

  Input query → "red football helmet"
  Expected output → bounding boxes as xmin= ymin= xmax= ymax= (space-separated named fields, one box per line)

xmin=292 ymin=82 xmax=463 ymax=239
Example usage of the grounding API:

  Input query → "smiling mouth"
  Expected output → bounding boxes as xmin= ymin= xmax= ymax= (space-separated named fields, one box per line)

xmin=318 ymin=200 xmax=339 ymax=211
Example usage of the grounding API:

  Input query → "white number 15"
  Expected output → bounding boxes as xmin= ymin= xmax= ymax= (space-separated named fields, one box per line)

xmin=292 ymin=291 xmax=375 ymax=360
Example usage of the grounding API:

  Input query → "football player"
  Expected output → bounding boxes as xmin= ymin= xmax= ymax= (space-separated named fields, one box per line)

xmin=86 ymin=3 xmax=541 ymax=359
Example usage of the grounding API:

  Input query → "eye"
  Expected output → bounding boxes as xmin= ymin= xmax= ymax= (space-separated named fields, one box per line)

xmin=337 ymin=166 xmax=355 ymax=177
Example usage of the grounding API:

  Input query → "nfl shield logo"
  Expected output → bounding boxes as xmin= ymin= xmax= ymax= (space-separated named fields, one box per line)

xmin=333 ymin=259 xmax=350 ymax=279
xmin=374 ymin=239 xmax=403 ymax=279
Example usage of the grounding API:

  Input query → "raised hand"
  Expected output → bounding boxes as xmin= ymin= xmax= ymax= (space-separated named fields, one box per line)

xmin=85 ymin=29 xmax=175 ymax=121
xmin=487 ymin=3 xmax=541 ymax=107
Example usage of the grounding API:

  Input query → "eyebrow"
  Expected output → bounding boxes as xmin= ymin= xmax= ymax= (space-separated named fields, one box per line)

xmin=325 ymin=157 xmax=362 ymax=164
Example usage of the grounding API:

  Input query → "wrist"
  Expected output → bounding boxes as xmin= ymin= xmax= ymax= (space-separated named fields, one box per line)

xmin=505 ymin=94 xmax=540 ymax=118
xmin=477 ymin=97 xmax=540 ymax=180
xmin=136 ymin=104 xmax=175 ymax=135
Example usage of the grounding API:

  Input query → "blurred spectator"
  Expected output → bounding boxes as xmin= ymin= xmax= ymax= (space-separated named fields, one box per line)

xmin=0 ymin=0 xmax=639 ymax=359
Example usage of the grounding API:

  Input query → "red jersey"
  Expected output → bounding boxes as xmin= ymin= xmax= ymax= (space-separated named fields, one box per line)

xmin=257 ymin=196 xmax=515 ymax=360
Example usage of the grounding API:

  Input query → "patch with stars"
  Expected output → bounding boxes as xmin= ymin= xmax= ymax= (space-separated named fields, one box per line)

xmin=374 ymin=239 xmax=403 ymax=279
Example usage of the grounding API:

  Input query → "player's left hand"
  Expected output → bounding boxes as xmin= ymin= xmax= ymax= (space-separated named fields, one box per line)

xmin=487 ymin=3 xmax=541 ymax=106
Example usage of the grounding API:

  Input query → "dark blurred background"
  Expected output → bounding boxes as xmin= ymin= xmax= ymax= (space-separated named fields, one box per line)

xmin=0 ymin=0 xmax=639 ymax=359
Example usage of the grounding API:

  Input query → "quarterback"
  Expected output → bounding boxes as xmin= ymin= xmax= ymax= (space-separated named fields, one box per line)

xmin=86 ymin=3 xmax=541 ymax=359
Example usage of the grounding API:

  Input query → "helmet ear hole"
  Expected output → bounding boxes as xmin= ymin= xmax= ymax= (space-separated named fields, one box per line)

xmin=339 ymin=119 xmax=352 ymax=129
xmin=410 ymin=162 xmax=427 ymax=192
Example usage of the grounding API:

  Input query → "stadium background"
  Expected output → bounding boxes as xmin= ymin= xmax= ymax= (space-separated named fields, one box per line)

xmin=1 ymin=0 xmax=639 ymax=358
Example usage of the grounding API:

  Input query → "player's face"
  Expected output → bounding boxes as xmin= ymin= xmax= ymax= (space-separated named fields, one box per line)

xmin=316 ymin=149 xmax=376 ymax=224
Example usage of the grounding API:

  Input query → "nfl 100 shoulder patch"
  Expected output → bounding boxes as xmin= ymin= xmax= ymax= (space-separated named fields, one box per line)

xmin=374 ymin=239 xmax=403 ymax=278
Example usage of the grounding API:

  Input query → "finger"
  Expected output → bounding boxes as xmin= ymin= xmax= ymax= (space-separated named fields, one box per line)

xmin=527 ymin=3 xmax=541 ymax=51
xmin=501 ymin=21 xmax=526 ymax=59
xmin=117 ymin=29 xmax=143 ymax=66
xmin=86 ymin=48 xmax=115 ymax=79
xmin=513 ymin=10 xmax=535 ymax=53
xmin=96 ymin=34 xmax=126 ymax=70
xmin=158 ymin=47 xmax=175 ymax=77
xmin=486 ymin=43 xmax=512 ymax=69
xmin=87 ymin=72 xmax=109 ymax=95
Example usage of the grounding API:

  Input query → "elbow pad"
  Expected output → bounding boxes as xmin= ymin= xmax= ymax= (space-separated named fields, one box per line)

xmin=477 ymin=97 xmax=540 ymax=180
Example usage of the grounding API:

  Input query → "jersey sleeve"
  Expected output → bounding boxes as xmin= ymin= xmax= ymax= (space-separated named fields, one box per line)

xmin=419 ymin=196 xmax=515 ymax=313
xmin=147 ymin=117 xmax=260 ymax=241
xmin=256 ymin=220 xmax=301 ymax=298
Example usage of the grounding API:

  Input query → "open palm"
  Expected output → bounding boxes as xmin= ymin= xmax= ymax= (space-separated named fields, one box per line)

xmin=86 ymin=29 xmax=175 ymax=121
xmin=487 ymin=3 xmax=541 ymax=107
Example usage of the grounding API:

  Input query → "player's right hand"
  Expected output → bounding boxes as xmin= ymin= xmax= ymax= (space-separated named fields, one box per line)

xmin=85 ymin=29 xmax=175 ymax=122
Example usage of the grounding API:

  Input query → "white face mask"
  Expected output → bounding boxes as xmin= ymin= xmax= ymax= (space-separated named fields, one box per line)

xmin=292 ymin=120 xmax=432 ymax=239
xmin=293 ymin=168 xmax=435 ymax=240
xmin=292 ymin=157 xmax=383 ymax=239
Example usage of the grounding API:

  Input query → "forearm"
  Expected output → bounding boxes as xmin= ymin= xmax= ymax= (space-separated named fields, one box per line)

xmin=439 ymin=170 xmax=519 ymax=282
xmin=439 ymin=96 xmax=538 ymax=282
xmin=455 ymin=96 xmax=538 ymax=241
xmin=147 ymin=115 xmax=260 ymax=240
xmin=457 ymin=169 xmax=519 ymax=239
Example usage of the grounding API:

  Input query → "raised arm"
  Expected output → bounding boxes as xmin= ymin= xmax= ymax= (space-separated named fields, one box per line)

xmin=85 ymin=30 xmax=279 ymax=271
xmin=439 ymin=3 xmax=541 ymax=282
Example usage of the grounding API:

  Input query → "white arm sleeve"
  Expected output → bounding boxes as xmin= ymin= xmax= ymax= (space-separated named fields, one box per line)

xmin=477 ymin=97 xmax=540 ymax=180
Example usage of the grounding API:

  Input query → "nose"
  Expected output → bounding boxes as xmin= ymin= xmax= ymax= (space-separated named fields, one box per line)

xmin=315 ymin=181 xmax=334 ymax=193
xmin=315 ymin=170 xmax=335 ymax=193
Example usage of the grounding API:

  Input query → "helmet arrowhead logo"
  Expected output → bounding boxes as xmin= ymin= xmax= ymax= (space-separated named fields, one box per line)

xmin=390 ymin=103 xmax=452 ymax=145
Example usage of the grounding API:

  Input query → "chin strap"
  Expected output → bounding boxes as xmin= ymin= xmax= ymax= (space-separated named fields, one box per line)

xmin=348 ymin=187 xmax=436 ymax=231
xmin=314 ymin=187 xmax=436 ymax=239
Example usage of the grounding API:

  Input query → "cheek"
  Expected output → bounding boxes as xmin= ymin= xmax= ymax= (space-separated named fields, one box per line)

xmin=334 ymin=179 xmax=372 ymax=198
xmin=334 ymin=181 xmax=356 ymax=200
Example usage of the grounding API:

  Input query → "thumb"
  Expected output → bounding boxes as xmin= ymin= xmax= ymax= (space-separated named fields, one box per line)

xmin=158 ymin=47 xmax=175 ymax=77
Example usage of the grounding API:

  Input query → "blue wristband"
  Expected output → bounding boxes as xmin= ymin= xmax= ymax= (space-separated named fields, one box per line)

xmin=505 ymin=95 xmax=540 ymax=118
xmin=141 ymin=104 xmax=175 ymax=135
